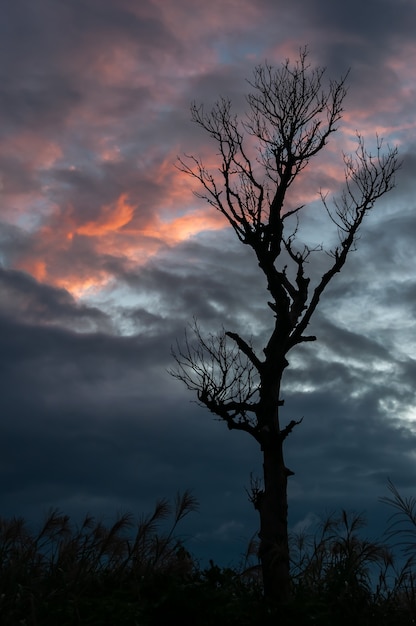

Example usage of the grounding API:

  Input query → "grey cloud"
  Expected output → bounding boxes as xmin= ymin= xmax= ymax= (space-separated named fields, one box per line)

xmin=0 ymin=154 xmax=42 ymax=195
xmin=285 ymin=386 xmax=416 ymax=498
xmin=0 ymin=73 xmax=82 ymax=133
xmin=0 ymin=0 xmax=177 ymax=135
xmin=0 ymin=221 xmax=39 ymax=266
xmin=119 ymin=231 xmax=272 ymax=337
xmin=0 ymin=306 xmax=260 ymax=562
xmin=302 ymin=0 xmax=416 ymax=42
xmin=0 ymin=267 xmax=111 ymax=331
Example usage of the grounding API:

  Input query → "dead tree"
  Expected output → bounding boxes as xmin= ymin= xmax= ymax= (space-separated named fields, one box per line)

xmin=171 ymin=49 xmax=400 ymax=602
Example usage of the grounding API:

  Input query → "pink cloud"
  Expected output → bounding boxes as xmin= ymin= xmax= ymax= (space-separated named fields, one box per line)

xmin=1 ymin=0 xmax=412 ymax=305
xmin=73 ymin=194 xmax=134 ymax=238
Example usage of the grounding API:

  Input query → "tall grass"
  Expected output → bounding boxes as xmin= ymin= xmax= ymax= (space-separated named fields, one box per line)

xmin=0 ymin=491 xmax=197 ymax=625
xmin=2 ymin=483 xmax=416 ymax=625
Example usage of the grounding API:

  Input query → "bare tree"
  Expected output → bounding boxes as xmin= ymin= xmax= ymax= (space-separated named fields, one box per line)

xmin=171 ymin=48 xmax=400 ymax=601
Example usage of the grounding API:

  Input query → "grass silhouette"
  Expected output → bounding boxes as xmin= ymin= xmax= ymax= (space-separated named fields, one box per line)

xmin=1 ymin=484 xmax=416 ymax=624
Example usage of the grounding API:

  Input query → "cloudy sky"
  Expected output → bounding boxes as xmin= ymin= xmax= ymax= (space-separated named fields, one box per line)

xmin=1 ymin=0 xmax=416 ymax=566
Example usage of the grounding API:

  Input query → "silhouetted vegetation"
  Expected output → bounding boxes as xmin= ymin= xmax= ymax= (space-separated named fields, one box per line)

xmin=2 ymin=484 xmax=416 ymax=624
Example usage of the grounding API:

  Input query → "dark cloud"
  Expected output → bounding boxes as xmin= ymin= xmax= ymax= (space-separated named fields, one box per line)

xmin=0 ymin=267 xmax=111 ymax=331
xmin=0 ymin=302 xmax=260 ymax=562
xmin=0 ymin=0 xmax=177 ymax=129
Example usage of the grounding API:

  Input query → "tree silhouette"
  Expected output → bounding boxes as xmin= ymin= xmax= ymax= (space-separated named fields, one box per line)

xmin=172 ymin=48 xmax=400 ymax=601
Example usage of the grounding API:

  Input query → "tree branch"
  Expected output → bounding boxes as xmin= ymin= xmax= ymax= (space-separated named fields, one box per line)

xmin=289 ymin=135 xmax=400 ymax=349
xmin=280 ymin=418 xmax=303 ymax=441
xmin=225 ymin=331 xmax=263 ymax=371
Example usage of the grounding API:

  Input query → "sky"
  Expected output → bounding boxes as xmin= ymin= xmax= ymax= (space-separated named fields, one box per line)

xmin=1 ymin=0 xmax=416 ymax=567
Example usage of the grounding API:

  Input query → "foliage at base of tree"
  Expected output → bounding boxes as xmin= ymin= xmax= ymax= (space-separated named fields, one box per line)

xmin=2 ymin=486 xmax=416 ymax=625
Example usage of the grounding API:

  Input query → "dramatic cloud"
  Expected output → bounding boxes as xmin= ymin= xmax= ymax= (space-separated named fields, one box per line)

xmin=1 ymin=0 xmax=415 ymax=564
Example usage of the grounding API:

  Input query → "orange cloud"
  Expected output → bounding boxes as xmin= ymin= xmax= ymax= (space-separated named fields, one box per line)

xmin=73 ymin=194 xmax=135 ymax=237
xmin=7 ymin=130 xmax=350 ymax=303
xmin=12 ymin=185 xmax=228 ymax=300
xmin=139 ymin=208 xmax=226 ymax=245
xmin=61 ymin=208 xmax=226 ymax=297
xmin=54 ymin=274 xmax=112 ymax=299
xmin=29 ymin=260 xmax=47 ymax=282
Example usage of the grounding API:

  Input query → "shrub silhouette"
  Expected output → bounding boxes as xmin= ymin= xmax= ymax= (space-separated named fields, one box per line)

xmin=2 ymin=486 xmax=416 ymax=625
xmin=0 ymin=491 xmax=198 ymax=625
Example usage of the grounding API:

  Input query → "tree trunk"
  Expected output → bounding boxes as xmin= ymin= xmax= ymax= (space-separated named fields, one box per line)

xmin=258 ymin=434 xmax=290 ymax=602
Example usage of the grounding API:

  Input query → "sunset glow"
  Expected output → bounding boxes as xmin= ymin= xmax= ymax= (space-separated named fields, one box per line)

xmin=2 ymin=31 xmax=413 ymax=305
xmin=74 ymin=194 xmax=134 ymax=238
